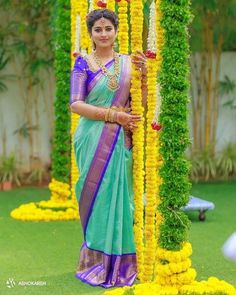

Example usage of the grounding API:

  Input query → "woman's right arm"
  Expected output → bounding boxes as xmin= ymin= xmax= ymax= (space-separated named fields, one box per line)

xmin=70 ymin=102 xmax=141 ymax=131
xmin=70 ymin=101 xmax=107 ymax=121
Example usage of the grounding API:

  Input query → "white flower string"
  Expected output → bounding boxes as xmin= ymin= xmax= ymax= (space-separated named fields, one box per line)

xmin=75 ymin=15 xmax=81 ymax=53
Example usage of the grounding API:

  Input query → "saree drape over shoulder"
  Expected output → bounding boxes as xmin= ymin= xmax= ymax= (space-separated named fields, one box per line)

xmin=70 ymin=54 xmax=137 ymax=288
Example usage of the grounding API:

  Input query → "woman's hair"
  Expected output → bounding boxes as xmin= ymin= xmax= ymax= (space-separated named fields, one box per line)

xmin=86 ymin=9 xmax=119 ymax=34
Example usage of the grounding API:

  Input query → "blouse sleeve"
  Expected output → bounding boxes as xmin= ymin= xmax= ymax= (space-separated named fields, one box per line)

xmin=70 ymin=56 xmax=88 ymax=105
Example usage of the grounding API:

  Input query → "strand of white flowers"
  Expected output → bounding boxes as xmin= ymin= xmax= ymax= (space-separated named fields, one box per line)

xmin=75 ymin=15 xmax=81 ymax=52
xmin=89 ymin=0 xmax=93 ymax=12
xmin=155 ymin=0 xmax=163 ymax=123
xmin=147 ymin=1 xmax=157 ymax=52
xmin=154 ymin=83 xmax=161 ymax=122
xmin=148 ymin=1 xmax=161 ymax=123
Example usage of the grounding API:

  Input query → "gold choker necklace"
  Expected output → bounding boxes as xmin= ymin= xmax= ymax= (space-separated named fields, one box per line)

xmin=93 ymin=51 xmax=120 ymax=92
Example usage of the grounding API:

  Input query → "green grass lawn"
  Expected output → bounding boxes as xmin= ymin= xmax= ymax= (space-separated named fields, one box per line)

xmin=0 ymin=182 xmax=236 ymax=295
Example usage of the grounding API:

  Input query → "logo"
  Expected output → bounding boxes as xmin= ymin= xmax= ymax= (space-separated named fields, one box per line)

xmin=6 ymin=278 xmax=47 ymax=288
xmin=6 ymin=278 xmax=16 ymax=288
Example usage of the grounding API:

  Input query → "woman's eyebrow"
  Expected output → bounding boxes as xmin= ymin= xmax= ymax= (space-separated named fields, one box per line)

xmin=94 ymin=26 xmax=113 ymax=29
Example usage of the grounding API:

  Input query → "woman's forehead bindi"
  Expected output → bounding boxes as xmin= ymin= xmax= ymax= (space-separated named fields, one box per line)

xmin=93 ymin=18 xmax=113 ymax=27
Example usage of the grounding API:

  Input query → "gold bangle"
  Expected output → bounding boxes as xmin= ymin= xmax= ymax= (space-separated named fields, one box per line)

xmin=108 ymin=109 xmax=113 ymax=122
xmin=111 ymin=106 xmax=130 ymax=113
xmin=113 ymin=111 xmax=118 ymax=123
xmin=108 ymin=109 xmax=114 ymax=122
xmin=105 ymin=108 xmax=110 ymax=122
xmin=110 ymin=110 xmax=117 ymax=123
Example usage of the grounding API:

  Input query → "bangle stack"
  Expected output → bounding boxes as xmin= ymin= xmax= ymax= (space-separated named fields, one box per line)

xmin=104 ymin=106 xmax=129 ymax=123
xmin=105 ymin=108 xmax=117 ymax=123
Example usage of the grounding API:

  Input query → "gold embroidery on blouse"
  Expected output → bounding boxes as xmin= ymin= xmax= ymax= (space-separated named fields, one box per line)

xmin=84 ymin=55 xmax=98 ymax=73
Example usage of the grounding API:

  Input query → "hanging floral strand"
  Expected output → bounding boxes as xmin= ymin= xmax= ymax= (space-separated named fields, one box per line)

xmin=117 ymin=0 xmax=129 ymax=54
xmin=107 ymin=0 xmax=115 ymax=11
xmin=130 ymin=0 xmax=145 ymax=282
xmin=79 ymin=0 xmax=89 ymax=55
xmin=143 ymin=0 xmax=158 ymax=282
xmin=70 ymin=0 xmax=80 ymax=211
xmin=152 ymin=0 xmax=164 ymax=280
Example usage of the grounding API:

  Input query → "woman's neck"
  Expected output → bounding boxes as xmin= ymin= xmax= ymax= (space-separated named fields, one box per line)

xmin=94 ymin=47 xmax=114 ymax=60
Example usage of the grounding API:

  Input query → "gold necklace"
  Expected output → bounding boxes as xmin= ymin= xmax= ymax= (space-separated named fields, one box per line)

xmin=93 ymin=51 xmax=120 ymax=92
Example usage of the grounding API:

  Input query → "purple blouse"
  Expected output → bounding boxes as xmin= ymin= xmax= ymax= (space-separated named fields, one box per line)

xmin=70 ymin=56 xmax=115 ymax=105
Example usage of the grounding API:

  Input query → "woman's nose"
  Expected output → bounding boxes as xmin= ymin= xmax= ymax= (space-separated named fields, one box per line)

xmin=101 ymin=30 xmax=107 ymax=36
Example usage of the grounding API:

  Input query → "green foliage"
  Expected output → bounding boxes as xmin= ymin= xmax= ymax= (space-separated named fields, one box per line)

xmin=159 ymin=0 xmax=192 ymax=250
xmin=188 ymin=143 xmax=236 ymax=181
xmin=0 ymin=153 xmax=21 ymax=186
xmin=217 ymin=143 xmax=236 ymax=178
xmin=0 ymin=0 xmax=53 ymax=80
xmin=51 ymin=0 xmax=71 ymax=183
xmin=0 ymin=48 xmax=10 ymax=92
xmin=13 ymin=123 xmax=38 ymax=138
xmin=190 ymin=0 xmax=236 ymax=51
xmin=188 ymin=147 xmax=217 ymax=181
xmin=220 ymin=75 xmax=236 ymax=110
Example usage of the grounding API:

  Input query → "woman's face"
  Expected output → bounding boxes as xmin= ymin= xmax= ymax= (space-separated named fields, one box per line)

xmin=91 ymin=17 xmax=116 ymax=49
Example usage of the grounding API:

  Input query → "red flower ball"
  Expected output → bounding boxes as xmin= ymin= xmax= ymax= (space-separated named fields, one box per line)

xmin=73 ymin=51 xmax=80 ymax=58
xmin=145 ymin=50 xmax=156 ymax=59
xmin=115 ymin=0 xmax=122 ymax=2
xmin=151 ymin=122 xmax=162 ymax=131
xmin=97 ymin=0 xmax=107 ymax=7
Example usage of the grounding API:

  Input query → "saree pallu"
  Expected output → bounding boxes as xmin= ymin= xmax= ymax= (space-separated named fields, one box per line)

xmin=73 ymin=55 xmax=137 ymax=288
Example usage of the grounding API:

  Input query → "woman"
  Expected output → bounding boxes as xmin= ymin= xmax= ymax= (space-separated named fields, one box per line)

xmin=70 ymin=9 xmax=147 ymax=288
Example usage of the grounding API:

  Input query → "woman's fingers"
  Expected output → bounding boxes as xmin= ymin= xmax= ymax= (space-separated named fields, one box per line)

xmin=132 ymin=50 xmax=147 ymax=64
xmin=131 ymin=115 xmax=142 ymax=121
xmin=136 ymin=50 xmax=146 ymax=58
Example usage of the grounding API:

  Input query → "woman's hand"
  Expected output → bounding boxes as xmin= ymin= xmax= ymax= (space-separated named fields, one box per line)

xmin=131 ymin=50 xmax=147 ymax=74
xmin=116 ymin=112 xmax=142 ymax=132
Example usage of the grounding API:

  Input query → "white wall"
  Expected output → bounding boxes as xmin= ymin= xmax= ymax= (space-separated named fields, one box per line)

xmin=0 ymin=62 xmax=55 ymax=172
xmin=189 ymin=52 xmax=236 ymax=152
xmin=216 ymin=52 xmax=236 ymax=150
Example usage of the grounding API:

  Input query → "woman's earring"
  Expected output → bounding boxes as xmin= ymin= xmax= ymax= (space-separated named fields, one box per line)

xmin=92 ymin=41 xmax=96 ymax=51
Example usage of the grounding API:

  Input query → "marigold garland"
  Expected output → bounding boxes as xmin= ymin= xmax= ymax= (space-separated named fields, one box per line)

xmin=107 ymin=0 xmax=115 ymax=11
xmin=143 ymin=58 xmax=158 ymax=282
xmin=156 ymin=242 xmax=192 ymax=263
xmin=78 ymin=0 xmax=89 ymax=54
xmin=11 ymin=178 xmax=79 ymax=221
xmin=117 ymin=0 xmax=129 ymax=54
xmin=130 ymin=0 xmax=145 ymax=281
xmin=157 ymin=258 xmax=192 ymax=277
xmin=71 ymin=0 xmax=81 ymax=213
